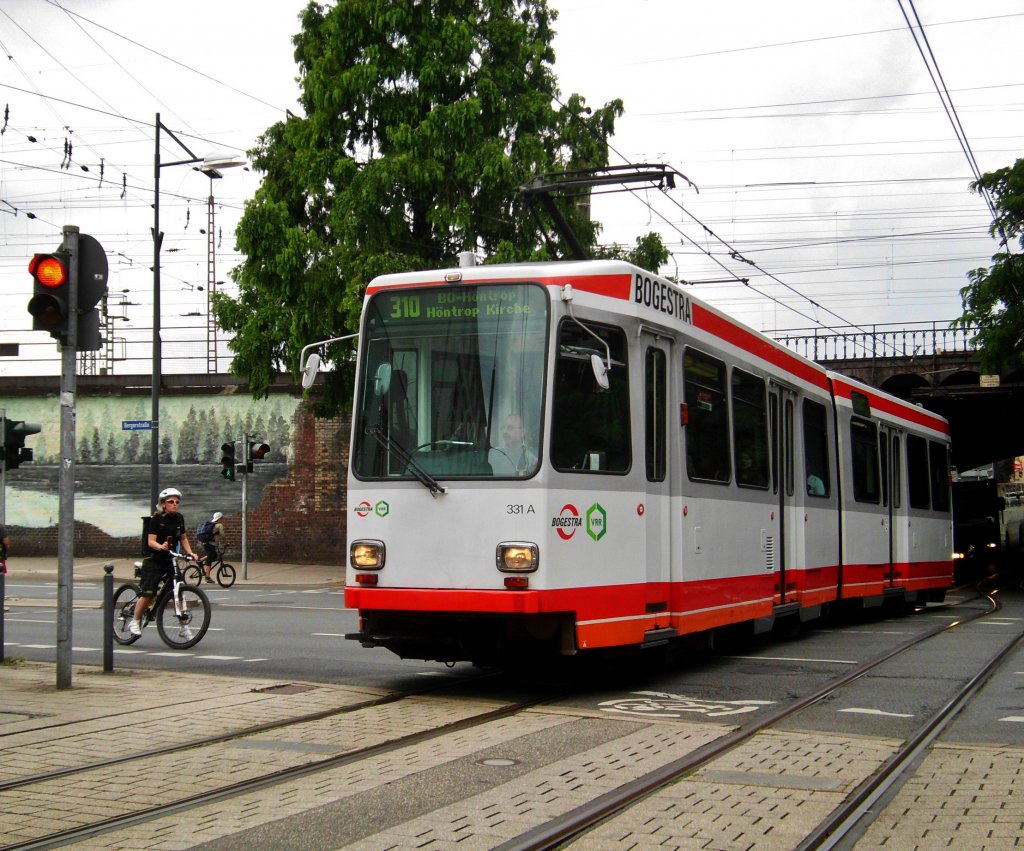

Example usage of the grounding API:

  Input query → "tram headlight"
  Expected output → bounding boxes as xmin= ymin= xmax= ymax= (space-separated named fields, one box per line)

xmin=496 ymin=542 xmax=538 ymax=573
xmin=350 ymin=540 xmax=385 ymax=569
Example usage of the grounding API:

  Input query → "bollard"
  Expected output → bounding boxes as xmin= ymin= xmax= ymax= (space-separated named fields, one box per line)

xmin=0 ymin=571 xmax=5 ymax=662
xmin=102 ymin=563 xmax=114 ymax=672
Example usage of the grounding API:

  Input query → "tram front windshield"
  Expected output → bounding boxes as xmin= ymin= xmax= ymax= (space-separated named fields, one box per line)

xmin=352 ymin=283 xmax=548 ymax=481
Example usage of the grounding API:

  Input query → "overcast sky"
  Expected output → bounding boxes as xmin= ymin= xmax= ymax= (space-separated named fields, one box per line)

xmin=1 ymin=0 xmax=1021 ymax=377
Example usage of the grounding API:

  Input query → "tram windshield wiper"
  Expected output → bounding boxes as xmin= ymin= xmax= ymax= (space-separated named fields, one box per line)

xmin=365 ymin=425 xmax=448 ymax=496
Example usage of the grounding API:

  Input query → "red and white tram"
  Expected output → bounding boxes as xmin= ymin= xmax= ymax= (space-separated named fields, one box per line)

xmin=344 ymin=259 xmax=952 ymax=663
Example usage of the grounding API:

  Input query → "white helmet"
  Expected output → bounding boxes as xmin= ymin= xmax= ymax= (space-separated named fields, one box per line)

xmin=212 ymin=512 xmax=224 ymax=522
xmin=158 ymin=487 xmax=182 ymax=502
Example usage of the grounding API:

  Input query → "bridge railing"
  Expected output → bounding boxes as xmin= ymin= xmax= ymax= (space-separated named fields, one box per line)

xmin=767 ymin=320 xmax=980 ymax=362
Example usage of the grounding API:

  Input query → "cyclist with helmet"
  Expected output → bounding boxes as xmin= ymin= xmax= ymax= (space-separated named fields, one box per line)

xmin=199 ymin=511 xmax=226 ymax=583
xmin=129 ymin=487 xmax=199 ymax=636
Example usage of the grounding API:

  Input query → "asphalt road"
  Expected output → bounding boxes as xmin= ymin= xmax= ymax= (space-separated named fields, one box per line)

xmin=0 ymin=576 xmax=479 ymax=690
xmin=6 ymin=575 xmax=1024 ymax=754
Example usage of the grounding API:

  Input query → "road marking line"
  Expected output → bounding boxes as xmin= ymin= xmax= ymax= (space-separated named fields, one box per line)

xmin=838 ymin=708 xmax=914 ymax=717
xmin=725 ymin=655 xmax=859 ymax=664
xmin=198 ymin=655 xmax=243 ymax=660
xmin=312 ymin=632 xmax=347 ymax=637
xmin=1000 ymin=716 xmax=1024 ymax=723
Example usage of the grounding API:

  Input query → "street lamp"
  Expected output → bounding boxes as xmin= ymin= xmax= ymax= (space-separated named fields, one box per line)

xmin=152 ymin=113 xmax=245 ymax=509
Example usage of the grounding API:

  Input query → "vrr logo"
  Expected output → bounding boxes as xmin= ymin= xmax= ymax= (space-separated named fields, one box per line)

xmin=375 ymin=500 xmax=390 ymax=517
xmin=586 ymin=503 xmax=607 ymax=541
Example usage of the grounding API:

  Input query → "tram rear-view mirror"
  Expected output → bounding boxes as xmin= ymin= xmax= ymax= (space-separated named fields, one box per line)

xmin=301 ymin=353 xmax=322 ymax=389
xmin=374 ymin=362 xmax=393 ymax=396
xmin=590 ymin=353 xmax=610 ymax=390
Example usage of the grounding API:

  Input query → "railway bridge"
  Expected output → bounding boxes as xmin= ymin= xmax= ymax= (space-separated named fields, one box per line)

xmin=771 ymin=321 xmax=1024 ymax=472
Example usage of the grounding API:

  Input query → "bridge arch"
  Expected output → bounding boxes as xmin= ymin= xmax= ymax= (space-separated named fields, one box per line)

xmin=879 ymin=372 xmax=929 ymax=396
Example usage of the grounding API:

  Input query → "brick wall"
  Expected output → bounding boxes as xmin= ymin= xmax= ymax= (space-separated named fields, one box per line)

xmin=241 ymin=404 xmax=351 ymax=563
xmin=4 ymin=402 xmax=351 ymax=566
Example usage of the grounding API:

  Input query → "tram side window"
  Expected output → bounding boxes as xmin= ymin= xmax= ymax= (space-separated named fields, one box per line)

xmin=731 ymin=369 xmax=769 ymax=488
xmin=802 ymin=399 xmax=831 ymax=497
xmin=929 ymin=441 xmax=951 ymax=512
xmin=850 ymin=417 xmax=880 ymax=503
xmin=906 ymin=434 xmax=930 ymax=510
xmin=684 ymin=349 xmax=730 ymax=483
xmin=550 ymin=322 xmax=631 ymax=473
xmin=645 ymin=348 xmax=667 ymax=482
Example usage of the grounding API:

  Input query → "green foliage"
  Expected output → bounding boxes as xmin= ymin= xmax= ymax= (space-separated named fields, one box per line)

xmin=218 ymin=0 xmax=628 ymax=413
xmin=955 ymin=158 xmax=1024 ymax=371
xmin=596 ymin=231 xmax=671 ymax=272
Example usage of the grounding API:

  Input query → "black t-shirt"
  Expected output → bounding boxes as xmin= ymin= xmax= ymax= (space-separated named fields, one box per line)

xmin=148 ymin=512 xmax=186 ymax=565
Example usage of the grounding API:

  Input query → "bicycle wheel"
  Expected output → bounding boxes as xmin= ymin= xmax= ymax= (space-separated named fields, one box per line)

xmin=181 ymin=563 xmax=203 ymax=587
xmin=112 ymin=583 xmax=143 ymax=645
xmin=216 ymin=562 xmax=236 ymax=588
xmin=155 ymin=584 xmax=211 ymax=649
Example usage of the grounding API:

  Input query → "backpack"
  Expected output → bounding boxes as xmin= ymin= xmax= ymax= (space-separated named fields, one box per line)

xmin=196 ymin=520 xmax=216 ymax=543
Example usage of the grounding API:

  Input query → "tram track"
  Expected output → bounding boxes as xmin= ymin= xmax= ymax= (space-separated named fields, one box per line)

xmin=0 ymin=585 xmax=1012 ymax=849
xmin=0 ymin=668 xmax=501 ymax=794
xmin=2 ymin=679 xmax=566 ymax=850
xmin=496 ymin=584 xmax=1015 ymax=850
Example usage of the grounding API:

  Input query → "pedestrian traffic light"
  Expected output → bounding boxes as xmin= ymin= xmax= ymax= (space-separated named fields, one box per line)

xmin=220 ymin=442 xmax=236 ymax=481
xmin=28 ymin=250 xmax=72 ymax=343
xmin=2 ymin=419 xmax=42 ymax=470
xmin=246 ymin=441 xmax=271 ymax=472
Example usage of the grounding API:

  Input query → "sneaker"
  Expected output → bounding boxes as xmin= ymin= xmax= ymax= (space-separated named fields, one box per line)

xmin=178 ymin=626 xmax=193 ymax=641
xmin=128 ymin=620 xmax=142 ymax=637
xmin=204 ymin=576 xmax=213 ymax=583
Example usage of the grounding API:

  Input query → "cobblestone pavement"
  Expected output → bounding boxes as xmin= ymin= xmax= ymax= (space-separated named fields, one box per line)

xmin=2 ymin=659 xmax=1023 ymax=849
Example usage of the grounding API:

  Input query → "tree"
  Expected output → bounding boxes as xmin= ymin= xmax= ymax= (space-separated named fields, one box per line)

xmin=955 ymin=158 xmax=1024 ymax=371
xmin=216 ymin=0 xmax=643 ymax=415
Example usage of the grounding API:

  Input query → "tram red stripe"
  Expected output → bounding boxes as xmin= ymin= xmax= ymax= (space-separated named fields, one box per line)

xmin=830 ymin=377 xmax=950 ymax=434
xmin=691 ymin=304 xmax=830 ymax=390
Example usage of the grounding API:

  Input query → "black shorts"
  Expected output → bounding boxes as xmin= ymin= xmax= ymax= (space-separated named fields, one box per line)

xmin=138 ymin=558 xmax=172 ymax=596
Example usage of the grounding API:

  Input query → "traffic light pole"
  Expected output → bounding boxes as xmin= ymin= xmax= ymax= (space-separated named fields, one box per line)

xmin=0 ymin=409 xmax=6 ymax=527
xmin=56 ymin=225 xmax=80 ymax=690
xmin=241 ymin=432 xmax=249 ymax=581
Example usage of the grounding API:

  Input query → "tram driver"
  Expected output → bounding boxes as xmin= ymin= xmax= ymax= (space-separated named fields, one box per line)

xmin=489 ymin=413 xmax=538 ymax=476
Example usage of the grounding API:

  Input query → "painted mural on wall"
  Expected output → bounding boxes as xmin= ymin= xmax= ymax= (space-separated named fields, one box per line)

xmin=1 ymin=393 xmax=300 ymax=538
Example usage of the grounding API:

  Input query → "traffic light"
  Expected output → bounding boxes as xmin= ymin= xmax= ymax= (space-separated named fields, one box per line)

xmin=28 ymin=250 xmax=72 ymax=343
xmin=26 ymin=233 xmax=108 ymax=350
xmin=220 ymin=442 xmax=237 ymax=481
xmin=2 ymin=419 xmax=42 ymax=471
xmin=246 ymin=442 xmax=271 ymax=472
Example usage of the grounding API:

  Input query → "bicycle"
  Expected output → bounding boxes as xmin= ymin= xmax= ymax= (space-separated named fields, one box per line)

xmin=183 ymin=547 xmax=236 ymax=588
xmin=111 ymin=555 xmax=212 ymax=649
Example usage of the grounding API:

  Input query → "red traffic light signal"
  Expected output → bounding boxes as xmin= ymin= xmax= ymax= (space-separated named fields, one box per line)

xmin=29 ymin=254 xmax=68 ymax=288
xmin=28 ymin=251 xmax=71 ymax=334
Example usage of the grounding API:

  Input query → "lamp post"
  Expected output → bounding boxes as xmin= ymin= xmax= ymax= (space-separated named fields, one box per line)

xmin=151 ymin=113 xmax=245 ymax=509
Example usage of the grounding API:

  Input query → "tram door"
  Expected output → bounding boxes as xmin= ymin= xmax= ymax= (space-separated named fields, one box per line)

xmin=769 ymin=385 xmax=799 ymax=605
xmin=880 ymin=426 xmax=903 ymax=586
xmin=642 ymin=338 xmax=672 ymax=621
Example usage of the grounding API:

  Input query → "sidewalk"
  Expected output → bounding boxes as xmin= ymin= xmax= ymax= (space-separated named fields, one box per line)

xmin=2 ymin=555 xmax=344 ymax=586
